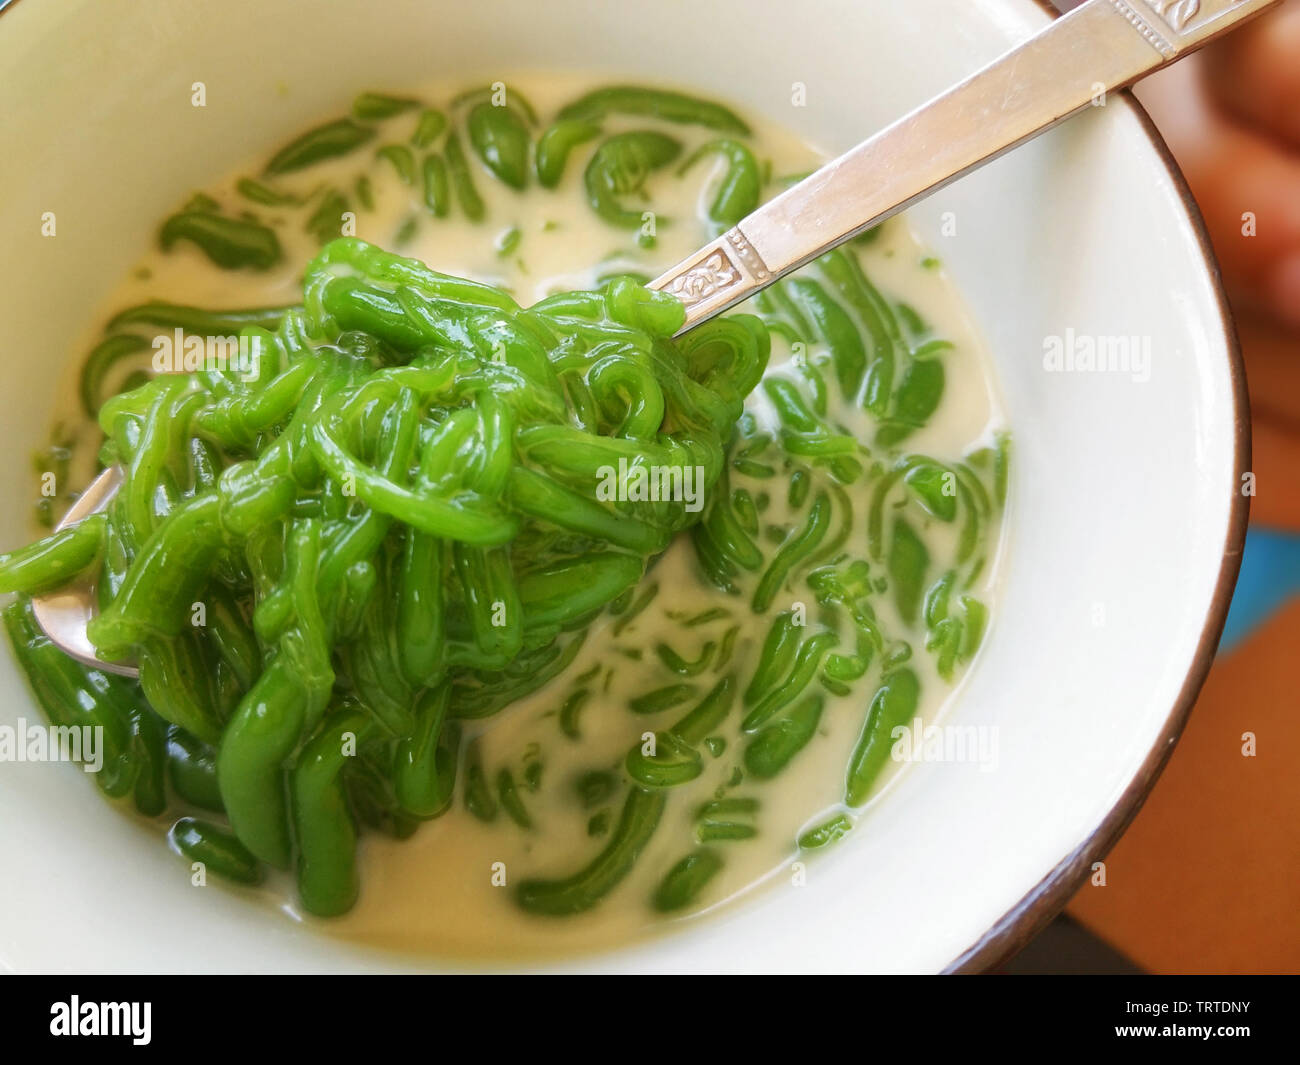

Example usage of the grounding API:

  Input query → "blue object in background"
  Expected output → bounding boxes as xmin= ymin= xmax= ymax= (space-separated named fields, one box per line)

xmin=1219 ymin=527 xmax=1300 ymax=654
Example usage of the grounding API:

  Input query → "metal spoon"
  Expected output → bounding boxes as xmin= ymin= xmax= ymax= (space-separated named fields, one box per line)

xmin=651 ymin=0 xmax=1279 ymax=331
xmin=33 ymin=0 xmax=1278 ymax=676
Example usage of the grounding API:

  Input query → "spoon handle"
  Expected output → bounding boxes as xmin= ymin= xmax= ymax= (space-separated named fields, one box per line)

xmin=650 ymin=0 xmax=1280 ymax=333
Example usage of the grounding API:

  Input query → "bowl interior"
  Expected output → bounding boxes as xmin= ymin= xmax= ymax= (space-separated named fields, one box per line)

xmin=0 ymin=0 xmax=1241 ymax=972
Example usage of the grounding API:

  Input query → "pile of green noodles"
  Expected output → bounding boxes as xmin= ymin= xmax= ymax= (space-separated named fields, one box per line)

xmin=2 ymin=80 xmax=1010 ymax=922
xmin=0 ymin=237 xmax=769 ymax=914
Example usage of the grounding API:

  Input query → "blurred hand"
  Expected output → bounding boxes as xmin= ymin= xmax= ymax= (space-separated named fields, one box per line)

xmin=1137 ymin=1 xmax=1300 ymax=330
xmin=1136 ymin=2 xmax=1300 ymax=525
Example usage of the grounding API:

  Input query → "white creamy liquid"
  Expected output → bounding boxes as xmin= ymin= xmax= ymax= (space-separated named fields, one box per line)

xmin=51 ymin=74 xmax=1008 ymax=960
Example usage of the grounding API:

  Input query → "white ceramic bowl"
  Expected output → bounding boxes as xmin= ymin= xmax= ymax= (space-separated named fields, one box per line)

xmin=0 ymin=0 xmax=1246 ymax=973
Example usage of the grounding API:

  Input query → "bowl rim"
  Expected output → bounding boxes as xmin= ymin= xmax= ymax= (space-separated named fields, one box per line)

xmin=944 ymin=76 xmax=1250 ymax=977
xmin=0 ymin=0 xmax=1251 ymax=974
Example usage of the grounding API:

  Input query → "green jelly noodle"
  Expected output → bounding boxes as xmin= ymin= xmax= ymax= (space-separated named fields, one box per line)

xmin=0 ymin=80 xmax=1007 ymax=930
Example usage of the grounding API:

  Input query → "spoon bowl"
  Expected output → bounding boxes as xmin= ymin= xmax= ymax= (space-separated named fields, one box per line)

xmin=30 ymin=466 xmax=135 ymax=676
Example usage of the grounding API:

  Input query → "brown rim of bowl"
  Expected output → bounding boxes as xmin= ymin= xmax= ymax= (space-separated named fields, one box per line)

xmin=0 ymin=0 xmax=1251 ymax=973
xmin=946 ymin=0 xmax=1253 ymax=974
